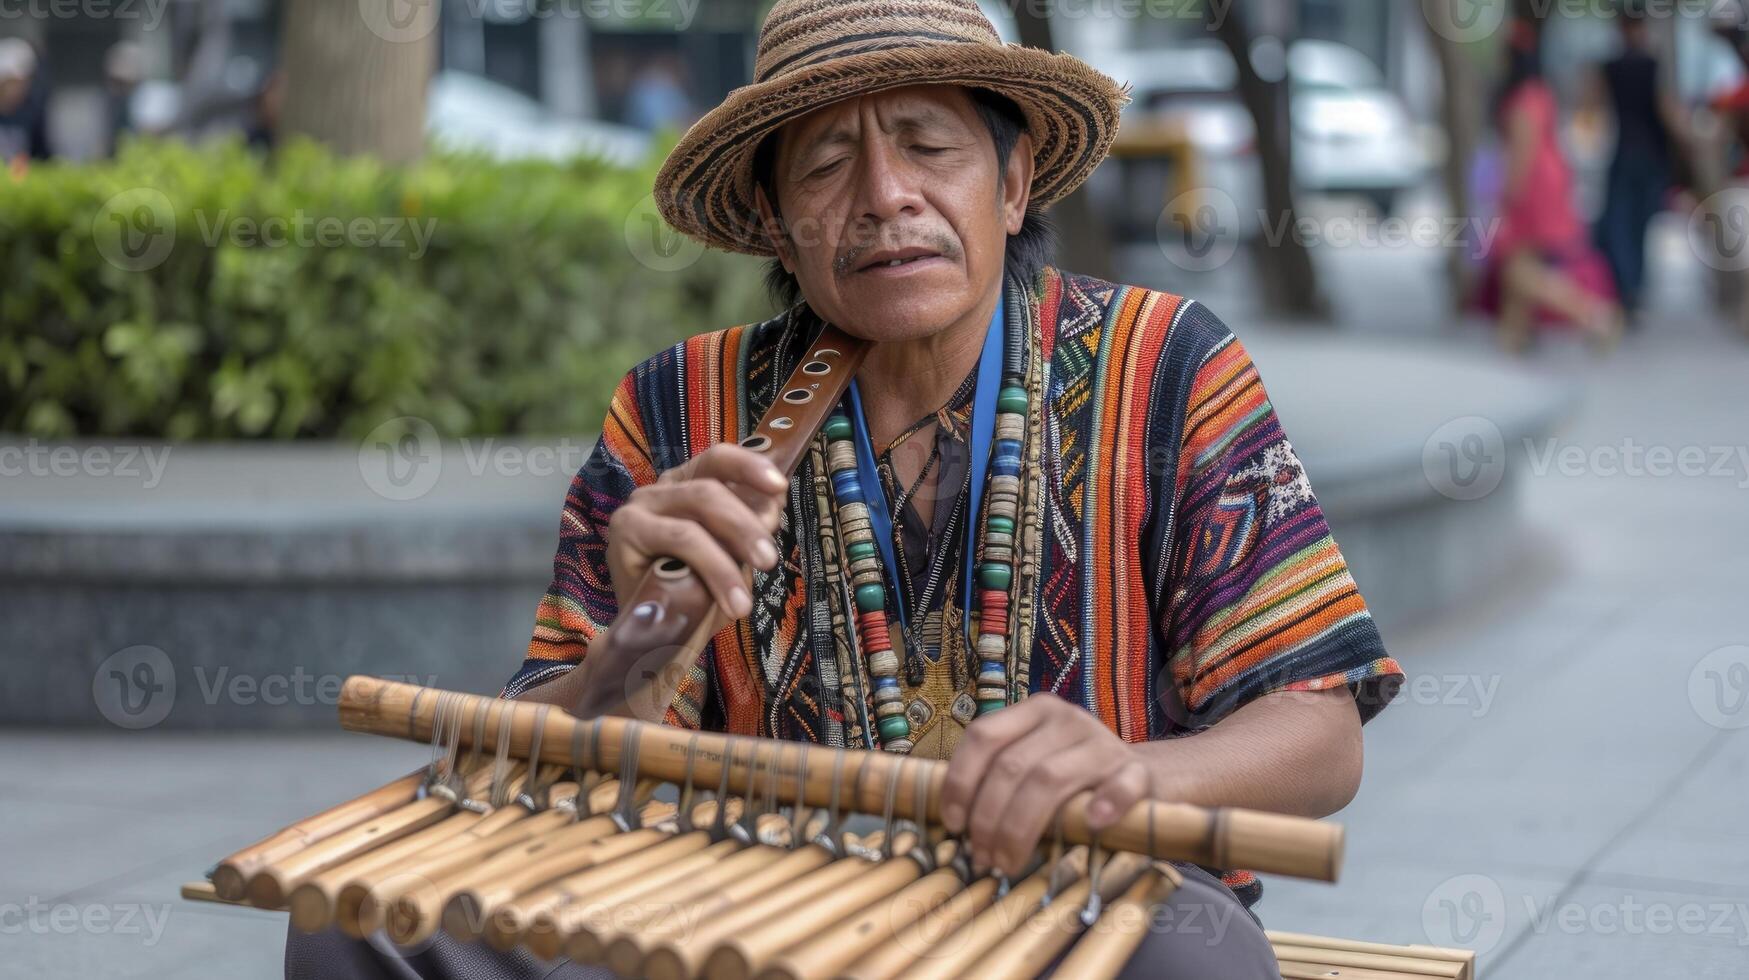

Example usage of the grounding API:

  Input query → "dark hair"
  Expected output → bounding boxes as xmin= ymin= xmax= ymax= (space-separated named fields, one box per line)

xmin=750 ymin=87 xmax=1056 ymax=311
xmin=1494 ymin=19 xmax=1544 ymax=128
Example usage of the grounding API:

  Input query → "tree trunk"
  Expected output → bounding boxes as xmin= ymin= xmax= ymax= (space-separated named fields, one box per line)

xmin=1209 ymin=2 xmax=1327 ymax=319
xmin=1012 ymin=4 xmax=1115 ymax=282
xmin=1427 ymin=2 xmax=1483 ymax=317
xmin=278 ymin=0 xmax=437 ymax=163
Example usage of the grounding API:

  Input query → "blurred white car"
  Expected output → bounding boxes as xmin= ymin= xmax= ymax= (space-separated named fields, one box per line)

xmin=1085 ymin=38 xmax=1427 ymax=235
xmin=426 ymin=71 xmax=651 ymax=167
xmin=1288 ymin=40 xmax=1427 ymax=214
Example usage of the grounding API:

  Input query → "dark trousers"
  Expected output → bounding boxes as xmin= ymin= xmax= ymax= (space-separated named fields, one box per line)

xmin=1595 ymin=152 xmax=1669 ymax=313
xmin=284 ymin=864 xmax=1279 ymax=979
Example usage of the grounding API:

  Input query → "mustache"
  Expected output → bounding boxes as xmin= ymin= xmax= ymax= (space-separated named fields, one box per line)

xmin=833 ymin=229 xmax=962 ymax=277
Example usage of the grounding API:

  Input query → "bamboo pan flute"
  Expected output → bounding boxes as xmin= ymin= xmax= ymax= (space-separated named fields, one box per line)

xmin=337 ymin=676 xmax=1344 ymax=884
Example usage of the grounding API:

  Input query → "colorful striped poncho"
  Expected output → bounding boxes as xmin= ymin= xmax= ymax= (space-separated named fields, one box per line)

xmin=505 ymin=265 xmax=1403 ymax=905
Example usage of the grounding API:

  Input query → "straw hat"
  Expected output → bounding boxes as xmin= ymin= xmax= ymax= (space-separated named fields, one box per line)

xmin=653 ymin=0 xmax=1129 ymax=256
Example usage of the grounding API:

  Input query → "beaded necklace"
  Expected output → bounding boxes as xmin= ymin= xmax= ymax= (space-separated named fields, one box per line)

xmin=822 ymin=293 xmax=1029 ymax=754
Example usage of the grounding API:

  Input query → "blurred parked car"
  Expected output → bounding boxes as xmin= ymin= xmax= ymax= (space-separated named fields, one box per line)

xmin=426 ymin=71 xmax=651 ymax=166
xmin=1091 ymin=39 xmax=1428 ymax=241
xmin=1288 ymin=40 xmax=1427 ymax=215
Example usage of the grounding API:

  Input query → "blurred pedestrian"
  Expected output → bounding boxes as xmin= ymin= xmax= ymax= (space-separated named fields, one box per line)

xmin=103 ymin=40 xmax=145 ymax=155
xmin=1590 ymin=1 xmax=1684 ymax=319
xmin=1480 ymin=18 xmax=1623 ymax=353
xmin=623 ymin=52 xmax=696 ymax=133
xmin=0 ymin=38 xmax=51 ymax=166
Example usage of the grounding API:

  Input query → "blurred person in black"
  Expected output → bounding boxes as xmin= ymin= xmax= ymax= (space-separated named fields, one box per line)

xmin=1590 ymin=1 xmax=1685 ymax=320
xmin=0 ymin=38 xmax=51 ymax=165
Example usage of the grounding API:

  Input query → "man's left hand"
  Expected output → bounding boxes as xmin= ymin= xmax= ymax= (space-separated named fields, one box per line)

xmin=938 ymin=693 xmax=1150 ymax=879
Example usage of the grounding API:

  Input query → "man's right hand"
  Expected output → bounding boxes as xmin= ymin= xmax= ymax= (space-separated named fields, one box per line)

xmin=605 ymin=443 xmax=790 ymax=620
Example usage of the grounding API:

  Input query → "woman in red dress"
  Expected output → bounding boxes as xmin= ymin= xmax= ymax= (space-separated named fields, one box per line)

xmin=1481 ymin=19 xmax=1624 ymax=353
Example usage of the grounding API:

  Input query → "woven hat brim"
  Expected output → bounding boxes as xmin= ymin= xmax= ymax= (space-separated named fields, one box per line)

xmin=653 ymin=43 xmax=1130 ymax=257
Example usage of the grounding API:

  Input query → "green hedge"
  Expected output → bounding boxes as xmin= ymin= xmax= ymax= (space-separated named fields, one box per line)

xmin=0 ymin=137 xmax=771 ymax=439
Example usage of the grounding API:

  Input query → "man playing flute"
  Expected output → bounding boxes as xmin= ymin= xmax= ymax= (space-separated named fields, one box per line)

xmin=288 ymin=1 xmax=1403 ymax=976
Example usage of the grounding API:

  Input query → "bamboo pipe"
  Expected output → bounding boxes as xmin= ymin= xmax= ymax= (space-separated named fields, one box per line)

xmin=248 ymin=789 xmax=455 ymax=909
xmin=838 ymin=875 xmax=1001 ymax=980
xmin=497 ymin=836 xmax=743 ymax=954
xmin=701 ymin=834 xmax=935 ymax=980
xmin=1278 ymin=963 xmax=1430 ymax=980
xmin=597 ymin=838 xmax=883 ymax=974
xmin=440 ymin=821 xmax=688 ymax=941
xmin=355 ymin=798 xmax=622 ymax=940
xmin=338 ymin=677 xmax=1345 ymax=883
xmin=1267 ymin=931 xmax=1475 ymax=979
xmin=1270 ymin=944 xmax=1465 ymax=978
xmin=755 ymin=853 xmax=968 ymax=980
xmin=381 ymin=800 xmax=672 ymax=947
xmin=1048 ymin=863 xmax=1183 ymax=978
xmin=287 ymin=763 xmax=549 ymax=934
xmin=977 ymin=852 xmax=1151 ymax=978
xmin=640 ymin=855 xmax=878 ymax=980
xmin=582 ymin=844 xmax=822 ymax=970
xmin=212 ymin=771 xmax=423 ymax=901
xmin=327 ymin=783 xmax=576 ymax=937
xmin=900 ymin=851 xmax=1083 ymax=980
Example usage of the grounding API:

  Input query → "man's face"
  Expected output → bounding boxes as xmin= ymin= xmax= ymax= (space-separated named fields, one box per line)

xmin=754 ymin=84 xmax=1032 ymax=343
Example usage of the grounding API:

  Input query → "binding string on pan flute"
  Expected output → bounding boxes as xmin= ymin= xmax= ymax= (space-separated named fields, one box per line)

xmin=179 ymin=325 xmax=1379 ymax=979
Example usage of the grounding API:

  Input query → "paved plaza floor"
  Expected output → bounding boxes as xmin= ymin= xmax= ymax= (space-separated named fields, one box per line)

xmin=4 ymin=248 xmax=1746 ymax=977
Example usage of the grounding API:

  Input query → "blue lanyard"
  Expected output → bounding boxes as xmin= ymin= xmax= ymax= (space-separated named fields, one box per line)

xmin=846 ymin=294 xmax=1004 ymax=639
